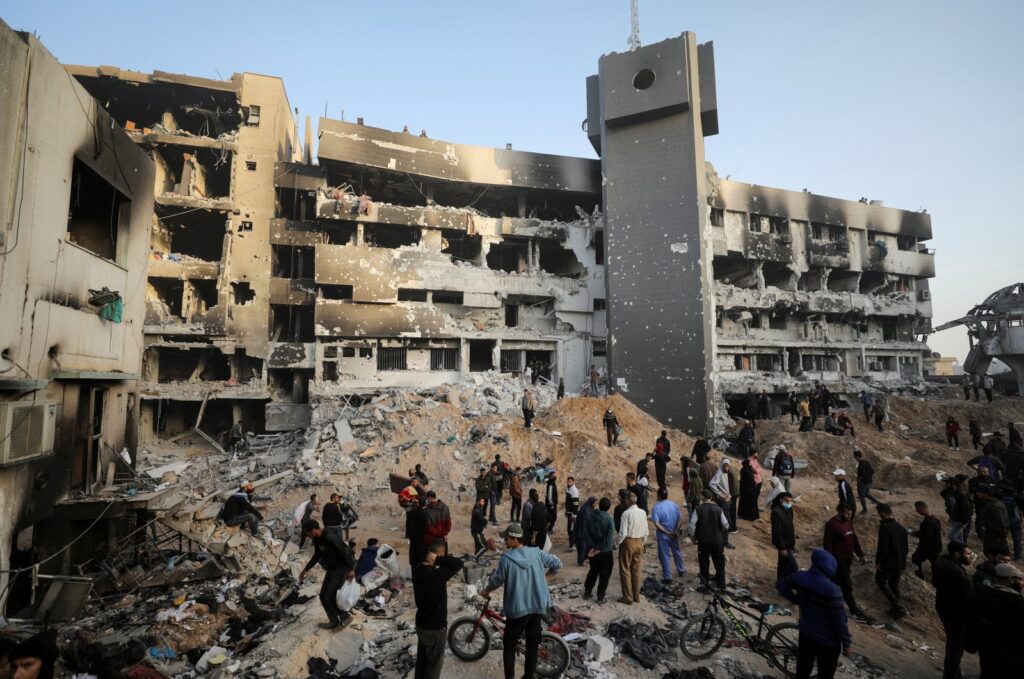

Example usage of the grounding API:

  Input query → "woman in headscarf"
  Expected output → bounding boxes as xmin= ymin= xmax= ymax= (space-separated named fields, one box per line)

xmin=575 ymin=495 xmax=598 ymax=566
xmin=738 ymin=457 xmax=760 ymax=521
xmin=748 ymin=449 xmax=763 ymax=506
xmin=685 ymin=466 xmax=704 ymax=511
xmin=763 ymin=475 xmax=787 ymax=509
xmin=709 ymin=459 xmax=736 ymax=544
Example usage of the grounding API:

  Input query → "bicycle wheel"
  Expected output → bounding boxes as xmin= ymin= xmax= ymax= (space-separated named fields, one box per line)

xmin=765 ymin=622 xmax=800 ymax=677
xmin=680 ymin=612 xmax=727 ymax=660
xmin=535 ymin=631 xmax=571 ymax=678
xmin=447 ymin=617 xmax=492 ymax=661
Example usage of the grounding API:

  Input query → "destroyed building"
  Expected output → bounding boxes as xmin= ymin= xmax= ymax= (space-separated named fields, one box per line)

xmin=0 ymin=20 xmax=154 ymax=612
xmin=936 ymin=282 xmax=1024 ymax=394
xmin=60 ymin=30 xmax=933 ymax=440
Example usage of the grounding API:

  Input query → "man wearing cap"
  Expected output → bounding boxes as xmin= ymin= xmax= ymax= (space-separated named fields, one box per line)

xmin=777 ymin=548 xmax=852 ymax=679
xmin=833 ymin=469 xmax=856 ymax=520
xmin=481 ymin=524 xmax=563 ymax=679
xmin=973 ymin=561 xmax=1024 ymax=679
xmin=771 ymin=491 xmax=798 ymax=581
xmin=300 ymin=519 xmax=357 ymax=630
xmin=690 ymin=490 xmax=729 ymax=590
xmin=615 ymin=491 xmax=649 ymax=604
xmin=220 ymin=482 xmax=263 ymax=536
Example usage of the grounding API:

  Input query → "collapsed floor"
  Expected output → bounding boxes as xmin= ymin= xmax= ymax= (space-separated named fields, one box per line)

xmin=6 ymin=374 xmax=1024 ymax=678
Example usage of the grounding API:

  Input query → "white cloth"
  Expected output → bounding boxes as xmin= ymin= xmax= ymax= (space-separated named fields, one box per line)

xmin=709 ymin=470 xmax=730 ymax=501
xmin=615 ymin=504 xmax=649 ymax=546
xmin=293 ymin=500 xmax=310 ymax=525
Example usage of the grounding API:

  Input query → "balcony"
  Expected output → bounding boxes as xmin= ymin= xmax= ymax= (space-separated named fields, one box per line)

xmin=745 ymin=232 xmax=793 ymax=263
xmin=863 ymin=247 xmax=936 ymax=277
xmin=807 ymin=238 xmax=851 ymax=268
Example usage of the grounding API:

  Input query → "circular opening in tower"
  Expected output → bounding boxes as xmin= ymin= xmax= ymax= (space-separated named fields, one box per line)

xmin=633 ymin=68 xmax=656 ymax=90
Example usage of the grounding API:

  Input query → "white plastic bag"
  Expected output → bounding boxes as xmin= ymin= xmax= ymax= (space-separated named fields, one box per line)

xmin=375 ymin=544 xmax=400 ymax=576
xmin=336 ymin=579 xmax=361 ymax=612
xmin=543 ymin=534 xmax=552 ymax=552
xmin=361 ymin=566 xmax=389 ymax=591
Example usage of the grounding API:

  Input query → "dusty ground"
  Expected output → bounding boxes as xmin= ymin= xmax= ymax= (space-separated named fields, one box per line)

xmin=128 ymin=380 xmax=1024 ymax=678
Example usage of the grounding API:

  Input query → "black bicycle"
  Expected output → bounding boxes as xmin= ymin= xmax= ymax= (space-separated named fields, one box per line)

xmin=680 ymin=589 xmax=799 ymax=677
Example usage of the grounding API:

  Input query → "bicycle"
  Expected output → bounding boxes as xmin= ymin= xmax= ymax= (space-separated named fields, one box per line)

xmin=448 ymin=599 xmax=571 ymax=678
xmin=680 ymin=589 xmax=799 ymax=677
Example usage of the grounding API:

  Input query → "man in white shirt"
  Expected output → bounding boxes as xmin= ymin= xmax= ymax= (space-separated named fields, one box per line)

xmin=615 ymin=491 xmax=649 ymax=604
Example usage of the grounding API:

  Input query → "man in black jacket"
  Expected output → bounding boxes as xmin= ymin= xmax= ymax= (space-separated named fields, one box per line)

xmin=969 ymin=417 xmax=983 ymax=450
xmin=853 ymin=449 xmax=881 ymax=514
xmin=406 ymin=496 xmax=428 ymax=567
xmin=975 ymin=484 xmax=1010 ymax=558
xmin=973 ymin=562 xmax=1024 ymax=679
xmin=656 ymin=430 xmax=672 ymax=458
xmin=471 ymin=498 xmax=488 ymax=554
xmin=690 ymin=435 xmax=711 ymax=465
xmin=689 ymin=490 xmax=730 ymax=589
xmin=300 ymin=519 xmax=357 ymax=629
xmin=545 ymin=471 xmax=559 ymax=532
xmin=771 ymin=491 xmax=798 ymax=581
xmin=911 ymin=501 xmax=942 ymax=579
xmin=528 ymin=488 xmax=548 ymax=549
xmin=412 ymin=541 xmax=464 ymax=679
xmin=220 ymin=482 xmax=263 ymax=535
xmin=932 ymin=541 xmax=973 ymax=679
xmin=875 ymin=503 xmax=909 ymax=618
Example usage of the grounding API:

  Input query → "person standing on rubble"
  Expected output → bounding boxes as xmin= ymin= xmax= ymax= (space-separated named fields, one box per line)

xmin=220 ymin=482 xmax=263 ymax=536
xmin=772 ymin=445 xmax=796 ymax=492
xmin=488 ymin=463 xmax=503 ymax=525
xmin=962 ymin=374 xmax=973 ymax=401
xmin=407 ymin=496 xmax=428 ymax=567
xmin=615 ymin=491 xmax=649 ymax=604
xmin=983 ymin=374 xmax=995 ymax=402
xmin=946 ymin=417 xmax=962 ymax=450
xmin=413 ymin=540 xmax=464 ymax=679
xmin=521 ymin=389 xmax=535 ymax=429
xmin=823 ymin=503 xmax=870 ymax=623
xmin=650 ymin=487 xmax=686 ymax=584
xmin=654 ymin=441 xmax=670 ymax=489
xmin=771 ymin=491 xmax=798 ymax=581
xmin=584 ymin=497 xmax=615 ymax=603
xmin=471 ymin=497 xmax=489 ymax=554
xmin=481 ymin=524 xmax=563 ymax=679
xmin=527 ymin=488 xmax=548 ymax=549
xmin=738 ymin=456 xmax=760 ymax=522
xmin=509 ymin=467 xmax=523 ymax=523
xmin=860 ymin=391 xmax=874 ymax=422
xmin=300 ymin=519 xmax=356 ymax=630
xmin=424 ymin=491 xmax=452 ymax=545
xmin=557 ymin=377 xmax=565 ymax=400
xmin=545 ymin=470 xmax=559 ymax=533
xmin=603 ymin=407 xmax=619 ymax=446
xmin=589 ymin=364 xmax=600 ymax=396
xmin=788 ymin=391 xmax=800 ymax=424
xmin=932 ymin=541 xmax=973 ymax=679
xmin=636 ymin=452 xmax=653 ymax=483
xmin=686 ymin=466 xmax=704 ymax=510
xmin=874 ymin=503 xmax=909 ymax=619
xmin=294 ymin=493 xmax=319 ymax=548
xmin=613 ymin=488 xmax=628 ymax=532
xmin=690 ymin=490 xmax=729 ymax=590
xmin=969 ymin=417 xmax=983 ymax=451
xmin=745 ymin=388 xmax=759 ymax=422
xmin=575 ymin=495 xmax=597 ymax=566
xmin=910 ymin=501 xmax=942 ymax=580
xmin=710 ymin=459 xmax=737 ymax=547
xmin=691 ymin=434 xmax=711 ymax=465
xmin=776 ymin=548 xmax=852 ymax=679
xmin=871 ymin=400 xmax=886 ymax=433
xmin=737 ymin=419 xmax=755 ymax=457
xmin=564 ymin=476 xmax=580 ymax=551
xmin=798 ymin=395 xmax=813 ymax=432
xmin=971 ymin=374 xmax=981 ymax=401
xmin=852 ymin=449 xmax=880 ymax=514
xmin=412 ymin=464 xmax=429 ymax=487
xmin=834 ymin=469 xmax=857 ymax=520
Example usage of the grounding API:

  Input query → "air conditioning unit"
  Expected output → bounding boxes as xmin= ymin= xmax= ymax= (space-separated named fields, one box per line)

xmin=0 ymin=402 xmax=57 ymax=466
xmin=919 ymin=289 xmax=931 ymax=301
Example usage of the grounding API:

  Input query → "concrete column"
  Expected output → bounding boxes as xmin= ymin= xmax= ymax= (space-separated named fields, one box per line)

xmin=232 ymin=402 xmax=243 ymax=426
xmin=355 ymin=224 xmax=364 ymax=245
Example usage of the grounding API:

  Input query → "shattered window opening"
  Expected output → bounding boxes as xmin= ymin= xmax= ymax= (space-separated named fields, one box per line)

xmin=431 ymin=290 xmax=464 ymax=305
xmin=397 ymin=289 xmax=427 ymax=303
xmin=68 ymin=157 xmax=129 ymax=263
xmin=500 ymin=349 xmax=523 ymax=373
xmin=230 ymin=281 xmax=255 ymax=305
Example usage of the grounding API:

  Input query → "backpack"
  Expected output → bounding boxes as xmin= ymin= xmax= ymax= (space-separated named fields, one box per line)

xmin=777 ymin=453 xmax=794 ymax=476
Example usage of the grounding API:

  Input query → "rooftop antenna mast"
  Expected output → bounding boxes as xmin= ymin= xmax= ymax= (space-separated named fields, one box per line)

xmin=628 ymin=0 xmax=641 ymax=51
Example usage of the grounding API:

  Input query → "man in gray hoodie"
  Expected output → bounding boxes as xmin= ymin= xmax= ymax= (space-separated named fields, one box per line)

xmin=482 ymin=524 xmax=563 ymax=679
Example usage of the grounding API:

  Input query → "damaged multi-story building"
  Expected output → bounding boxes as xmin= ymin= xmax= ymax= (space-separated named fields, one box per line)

xmin=60 ymin=30 xmax=933 ymax=440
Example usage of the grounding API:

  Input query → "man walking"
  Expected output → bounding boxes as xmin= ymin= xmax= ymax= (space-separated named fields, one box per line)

xmin=650 ymin=487 xmax=686 ymax=583
xmin=564 ymin=476 xmax=580 ymax=550
xmin=932 ymin=541 xmax=973 ymax=679
xmin=823 ymin=504 xmax=869 ymax=622
xmin=690 ymin=490 xmax=729 ymax=590
xmin=412 ymin=541 xmax=464 ymax=679
xmin=910 ymin=501 xmax=942 ymax=579
xmin=481 ymin=525 xmax=562 ymax=679
xmin=615 ymin=491 xmax=649 ymax=604
xmin=875 ymin=503 xmax=909 ymax=618
xmin=654 ymin=442 xmax=670 ymax=489
xmin=299 ymin=519 xmax=356 ymax=630
xmin=771 ymin=491 xmax=798 ymax=581
xmin=975 ymin=483 xmax=1009 ymax=558
xmin=777 ymin=548 xmax=853 ymax=679
xmin=602 ymin=408 xmax=619 ymax=446
xmin=583 ymin=497 xmax=615 ymax=604
xmin=773 ymin=445 xmax=796 ymax=492
xmin=521 ymin=389 xmax=535 ymax=428
xmin=983 ymin=374 xmax=995 ymax=402
xmin=834 ymin=469 xmax=857 ymax=520
xmin=294 ymin=493 xmax=319 ymax=548
xmin=545 ymin=471 xmax=559 ymax=533
xmin=969 ymin=417 xmax=983 ymax=450
xmin=852 ymin=450 xmax=880 ymax=514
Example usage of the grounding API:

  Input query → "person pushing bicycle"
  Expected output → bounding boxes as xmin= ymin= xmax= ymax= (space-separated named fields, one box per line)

xmin=481 ymin=523 xmax=562 ymax=679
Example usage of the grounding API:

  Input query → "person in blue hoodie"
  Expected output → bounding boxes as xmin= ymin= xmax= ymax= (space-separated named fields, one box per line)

xmin=355 ymin=538 xmax=380 ymax=580
xmin=481 ymin=523 xmax=563 ymax=679
xmin=777 ymin=548 xmax=852 ymax=679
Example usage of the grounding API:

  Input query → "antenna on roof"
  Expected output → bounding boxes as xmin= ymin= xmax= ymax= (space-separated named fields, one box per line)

xmin=628 ymin=0 xmax=641 ymax=51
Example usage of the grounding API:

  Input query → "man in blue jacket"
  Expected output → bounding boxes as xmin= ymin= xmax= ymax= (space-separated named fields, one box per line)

xmin=777 ymin=548 xmax=852 ymax=679
xmin=481 ymin=523 xmax=563 ymax=679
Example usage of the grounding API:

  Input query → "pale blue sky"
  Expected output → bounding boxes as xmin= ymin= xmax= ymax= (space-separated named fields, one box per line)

xmin=7 ymin=1 xmax=1023 ymax=361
